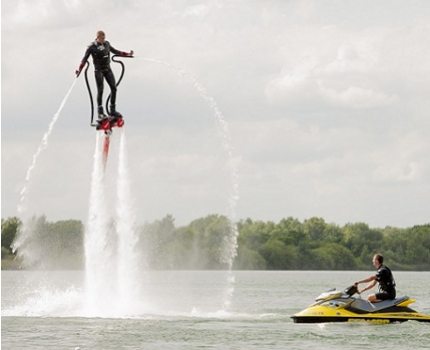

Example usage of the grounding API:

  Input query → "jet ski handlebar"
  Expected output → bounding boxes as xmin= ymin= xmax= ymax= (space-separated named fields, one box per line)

xmin=344 ymin=285 xmax=359 ymax=296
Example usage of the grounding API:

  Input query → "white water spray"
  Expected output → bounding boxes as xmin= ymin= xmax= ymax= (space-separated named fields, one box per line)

xmin=84 ymin=131 xmax=142 ymax=316
xmin=11 ymin=60 xmax=239 ymax=316
xmin=17 ymin=79 xmax=78 ymax=216
xmin=13 ymin=79 xmax=77 ymax=261
xmin=116 ymin=130 xmax=141 ymax=311
xmin=84 ymin=133 xmax=117 ymax=315
xmin=140 ymin=58 xmax=240 ymax=310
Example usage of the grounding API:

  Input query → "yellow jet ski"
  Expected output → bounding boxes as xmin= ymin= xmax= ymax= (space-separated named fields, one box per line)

xmin=292 ymin=285 xmax=430 ymax=324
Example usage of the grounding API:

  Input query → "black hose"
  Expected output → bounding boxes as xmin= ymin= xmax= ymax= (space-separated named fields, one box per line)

xmin=105 ymin=54 xmax=133 ymax=115
xmin=83 ymin=61 xmax=96 ymax=126
xmin=84 ymin=54 xmax=133 ymax=125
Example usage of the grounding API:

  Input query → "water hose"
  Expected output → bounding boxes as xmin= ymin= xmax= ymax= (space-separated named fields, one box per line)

xmin=105 ymin=55 xmax=133 ymax=116
xmin=83 ymin=54 xmax=133 ymax=126
xmin=83 ymin=61 xmax=95 ymax=126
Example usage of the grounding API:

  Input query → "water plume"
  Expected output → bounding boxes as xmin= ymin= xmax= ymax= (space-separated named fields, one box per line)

xmin=84 ymin=130 xmax=143 ymax=316
xmin=116 ymin=130 xmax=142 ymax=311
xmin=139 ymin=57 xmax=240 ymax=310
xmin=13 ymin=79 xmax=77 ymax=262
xmin=17 ymin=79 xmax=77 ymax=216
xmin=84 ymin=133 xmax=116 ymax=315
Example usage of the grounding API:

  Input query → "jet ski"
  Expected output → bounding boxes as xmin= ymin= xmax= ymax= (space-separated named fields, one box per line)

xmin=291 ymin=285 xmax=430 ymax=324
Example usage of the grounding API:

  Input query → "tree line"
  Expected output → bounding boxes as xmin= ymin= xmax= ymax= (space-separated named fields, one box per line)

xmin=2 ymin=215 xmax=429 ymax=270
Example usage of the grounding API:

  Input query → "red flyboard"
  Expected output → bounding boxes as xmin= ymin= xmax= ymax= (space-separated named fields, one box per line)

xmin=96 ymin=116 xmax=124 ymax=133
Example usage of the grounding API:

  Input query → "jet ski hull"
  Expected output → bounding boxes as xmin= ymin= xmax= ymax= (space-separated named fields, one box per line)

xmin=291 ymin=286 xmax=430 ymax=324
xmin=292 ymin=309 xmax=430 ymax=324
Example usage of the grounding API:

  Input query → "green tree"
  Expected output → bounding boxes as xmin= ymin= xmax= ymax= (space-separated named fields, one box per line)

xmin=276 ymin=217 xmax=306 ymax=246
xmin=324 ymin=223 xmax=344 ymax=244
xmin=303 ymin=217 xmax=327 ymax=242
xmin=259 ymin=238 xmax=298 ymax=270
xmin=344 ymin=223 xmax=383 ymax=259
xmin=190 ymin=214 xmax=232 ymax=269
xmin=237 ymin=219 xmax=273 ymax=251
xmin=324 ymin=243 xmax=357 ymax=270
xmin=382 ymin=227 xmax=408 ymax=267
xmin=404 ymin=225 xmax=430 ymax=269
xmin=139 ymin=215 xmax=177 ymax=269
xmin=171 ymin=226 xmax=196 ymax=269
xmin=234 ymin=245 xmax=266 ymax=270
xmin=11 ymin=216 xmax=84 ymax=269
xmin=1 ymin=217 xmax=21 ymax=254
xmin=2 ymin=247 xmax=11 ymax=259
xmin=309 ymin=247 xmax=335 ymax=270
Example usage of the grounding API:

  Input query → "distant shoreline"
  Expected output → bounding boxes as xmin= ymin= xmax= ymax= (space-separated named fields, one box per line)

xmin=2 ymin=261 xmax=428 ymax=272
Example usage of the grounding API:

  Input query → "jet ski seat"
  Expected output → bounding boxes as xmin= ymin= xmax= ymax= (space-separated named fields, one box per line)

xmin=349 ymin=296 xmax=410 ymax=313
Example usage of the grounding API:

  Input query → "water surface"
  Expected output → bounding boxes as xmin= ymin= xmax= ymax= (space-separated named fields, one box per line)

xmin=2 ymin=270 xmax=430 ymax=349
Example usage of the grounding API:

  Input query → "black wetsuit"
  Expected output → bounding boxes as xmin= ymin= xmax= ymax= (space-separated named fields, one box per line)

xmin=375 ymin=264 xmax=396 ymax=300
xmin=80 ymin=41 xmax=126 ymax=108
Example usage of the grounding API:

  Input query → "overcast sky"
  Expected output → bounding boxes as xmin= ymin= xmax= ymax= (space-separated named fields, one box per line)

xmin=2 ymin=0 xmax=430 ymax=228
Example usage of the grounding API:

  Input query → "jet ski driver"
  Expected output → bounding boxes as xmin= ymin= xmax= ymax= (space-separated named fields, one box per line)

xmin=354 ymin=253 xmax=396 ymax=302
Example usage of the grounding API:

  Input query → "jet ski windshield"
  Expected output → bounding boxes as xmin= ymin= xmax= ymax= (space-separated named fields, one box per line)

xmin=315 ymin=288 xmax=343 ymax=301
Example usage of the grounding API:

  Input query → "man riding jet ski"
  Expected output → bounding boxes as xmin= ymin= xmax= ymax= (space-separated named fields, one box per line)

xmin=291 ymin=284 xmax=430 ymax=323
xmin=292 ymin=253 xmax=430 ymax=323
xmin=354 ymin=253 xmax=396 ymax=302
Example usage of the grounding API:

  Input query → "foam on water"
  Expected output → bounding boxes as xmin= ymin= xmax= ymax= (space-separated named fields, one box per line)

xmin=2 ymin=284 xmax=253 ymax=319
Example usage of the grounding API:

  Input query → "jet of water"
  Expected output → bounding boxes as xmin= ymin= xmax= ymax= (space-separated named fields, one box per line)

xmin=139 ymin=58 xmax=240 ymax=310
xmin=17 ymin=78 xmax=78 ymax=216
xmin=116 ymin=130 xmax=142 ymax=312
xmin=13 ymin=79 xmax=77 ymax=261
xmin=84 ymin=131 xmax=144 ymax=316
xmin=84 ymin=132 xmax=117 ymax=315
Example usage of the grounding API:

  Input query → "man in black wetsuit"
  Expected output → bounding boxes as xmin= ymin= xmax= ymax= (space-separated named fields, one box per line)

xmin=76 ymin=30 xmax=133 ymax=119
xmin=354 ymin=253 xmax=396 ymax=302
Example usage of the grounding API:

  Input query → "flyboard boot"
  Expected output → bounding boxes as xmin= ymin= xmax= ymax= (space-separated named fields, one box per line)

xmin=108 ymin=105 xmax=124 ymax=130
xmin=109 ymin=105 xmax=123 ymax=121
xmin=97 ymin=106 xmax=107 ymax=121
xmin=95 ymin=106 xmax=111 ymax=134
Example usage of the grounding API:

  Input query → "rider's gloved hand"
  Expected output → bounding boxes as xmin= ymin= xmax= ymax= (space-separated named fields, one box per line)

xmin=75 ymin=62 xmax=85 ymax=77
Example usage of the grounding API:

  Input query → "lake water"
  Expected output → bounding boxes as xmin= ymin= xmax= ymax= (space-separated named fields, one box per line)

xmin=2 ymin=270 xmax=430 ymax=349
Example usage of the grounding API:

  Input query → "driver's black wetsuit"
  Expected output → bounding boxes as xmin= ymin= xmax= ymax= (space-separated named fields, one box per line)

xmin=78 ymin=41 xmax=128 ymax=113
xmin=375 ymin=264 xmax=396 ymax=300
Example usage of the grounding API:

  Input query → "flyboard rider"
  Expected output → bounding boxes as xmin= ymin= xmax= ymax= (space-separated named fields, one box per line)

xmin=76 ymin=30 xmax=133 ymax=120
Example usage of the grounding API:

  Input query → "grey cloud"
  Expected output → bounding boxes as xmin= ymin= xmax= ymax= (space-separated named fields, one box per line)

xmin=2 ymin=0 xmax=430 ymax=228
